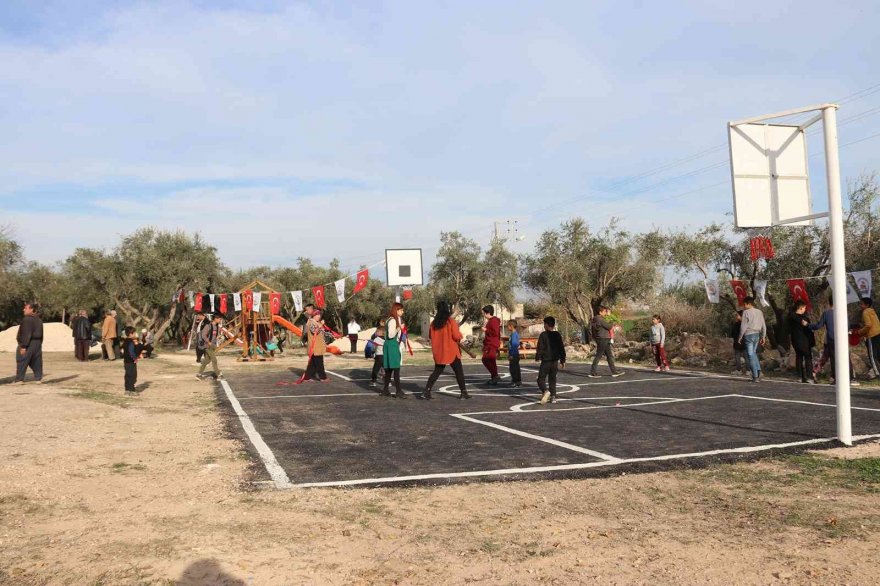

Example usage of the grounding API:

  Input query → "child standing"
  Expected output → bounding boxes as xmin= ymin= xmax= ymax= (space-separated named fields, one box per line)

xmin=650 ymin=315 xmax=670 ymax=372
xmin=122 ymin=326 xmax=143 ymax=394
xmin=299 ymin=309 xmax=328 ymax=383
xmin=589 ymin=306 xmax=624 ymax=378
xmin=536 ymin=316 xmax=566 ymax=405
xmin=369 ymin=325 xmax=386 ymax=387
xmin=507 ymin=320 xmax=522 ymax=388
xmin=730 ymin=311 xmax=745 ymax=375
xmin=481 ymin=305 xmax=502 ymax=386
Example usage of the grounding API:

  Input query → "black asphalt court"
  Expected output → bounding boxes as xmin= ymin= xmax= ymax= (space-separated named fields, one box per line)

xmin=216 ymin=363 xmax=880 ymax=488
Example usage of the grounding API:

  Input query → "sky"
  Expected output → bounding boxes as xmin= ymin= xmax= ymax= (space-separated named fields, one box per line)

xmin=2 ymin=0 xmax=880 ymax=273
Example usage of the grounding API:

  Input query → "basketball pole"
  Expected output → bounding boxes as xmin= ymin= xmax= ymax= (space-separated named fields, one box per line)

xmin=823 ymin=104 xmax=852 ymax=446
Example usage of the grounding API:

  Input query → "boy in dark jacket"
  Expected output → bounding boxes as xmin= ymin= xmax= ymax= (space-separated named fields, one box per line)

xmin=536 ymin=316 xmax=566 ymax=405
xmin=788 ymin=301 xmax=816 ymax=384
xmin=122 ymin=326 xmax=143 ymax=394
xmin=589 ymin=306 xmax=624 ymax=378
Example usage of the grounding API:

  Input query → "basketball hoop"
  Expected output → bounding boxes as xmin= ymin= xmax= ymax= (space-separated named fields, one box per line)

xmin=749 ymin=236 xmax=775 ymax=261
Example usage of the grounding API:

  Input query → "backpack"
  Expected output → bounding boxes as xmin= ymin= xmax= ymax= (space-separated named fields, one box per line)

xmin=196 ymin=322 xmax=213 ymax=350
xmin=364 ymin=339 xmax=376 ymax=359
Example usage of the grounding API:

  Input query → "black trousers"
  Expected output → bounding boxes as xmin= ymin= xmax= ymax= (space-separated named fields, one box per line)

xmin=537 ymin=360 xmax=559 ymax=394
xmin=425 ymin=358 xmax=467 ymax=392
xmin=349 ymin=335 xmax=358 ymax=353
xmin=75 ymin=339 xmax=90 ymax=361
xmin=142 ymin=344 xmax=154 ymax=358
xmin=304 ymin=355 xmax=327 ymax=380
xmin=383 ymin=368 xmax=401 ymax=393
xmin=508 ymin=356 xmax=522 ymax=383
xmin=15 ymin=341 xmax=43 ymax=382
xmin=370 ymin=354 xmax=384 ymax=381
xmin=591 ymin=339 xmax=617 ymax=374
xmin=124 ymin=362 xmax=137 ymax=391
xmin=794 ymin=348 xmax=814 ymax=382
xmin=866 ymin=336 xmax=880 ymax=377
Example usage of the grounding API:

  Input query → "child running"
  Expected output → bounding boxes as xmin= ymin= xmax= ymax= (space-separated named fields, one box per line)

xmin=422 ymin=301 xmax=470 ymax=400
xmin=506 ymin=319 xmax=522 ymax=388
xmin=650 ymin=314 xmax=670 ymax=372
xmin=536 ymin=316 xmax=566 ymax=405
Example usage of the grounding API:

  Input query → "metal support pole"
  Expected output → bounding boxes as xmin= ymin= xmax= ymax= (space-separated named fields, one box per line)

xmin=823 ymin=105 xmax=852 ymax=446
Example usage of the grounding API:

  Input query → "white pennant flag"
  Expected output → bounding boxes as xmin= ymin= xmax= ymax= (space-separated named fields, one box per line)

xmin=188 ymin=291 xmax=195 ymax=308
xmin=233 ymin=293 xmax=242 ymax=311
xmin=335 ymin=278 xmax=346 ymax=303
xmin=292 ymin=291 xmax=303 ymax=313
xmin=704 ymin=279 xmax=720 ymax=304
xmin=208 ymin=294 xmax=215 ymax=313
xmin=851 ymin=270 xmax=872 ymax=298
xmin=828 ymin=277 xmax=860 ymax=305
xmin=754 ymin=280 xmax=769 ymax=307
xmin=252 ymin=291 xmax=262 ymax=311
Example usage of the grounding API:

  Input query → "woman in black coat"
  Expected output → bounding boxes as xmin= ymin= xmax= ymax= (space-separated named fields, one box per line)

xmin=788 ymin=301 xmax=816 ymax=384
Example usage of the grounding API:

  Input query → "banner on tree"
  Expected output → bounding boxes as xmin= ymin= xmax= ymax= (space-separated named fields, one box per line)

xmin=353 ymin=269 xmax=369 ymax=294
xmin=252 ymin=291 xmax=262 ymax=311
xmin=787 ymin=279 xmax=811 ymax=311
xmin=269 ymin=292 xmax=281 ymax=315
xmin=334 ymin=279 xmax=346 ymax=303
xmin=233 ymin=293 xmax=242 ymax=312
xmin=852 ymin=270 xmax=872 ymax=298
xmin=729 ymin=280 xmax=748 ymax=306
xmin=704 ymin=280 xmax=720 ymax=304
xmin=754 ymin=280 xmax=769 ymax=307
xmin=312 ymin=285 xmax=326 ymax=309
xmin=292 ymin=291 xmax=303 ymax=313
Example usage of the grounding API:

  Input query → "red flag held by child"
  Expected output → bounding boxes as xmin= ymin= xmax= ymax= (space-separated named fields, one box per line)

xmin=353 ymin=269 xmax=369 ymax=294
xmin=219 ymin=294 xmax=228 ymax=314
xmin=729 ymin=280 xmax=748 ymax=306
xmin=194 ymin=292 xmax=203 ymax=312
xmin=269 ymin=292 xmax=281 ymax=315
xmin=787 ymin=279 xmax=811 ymax=311
xmin=312 ymin=285 xmax=326 ymax=309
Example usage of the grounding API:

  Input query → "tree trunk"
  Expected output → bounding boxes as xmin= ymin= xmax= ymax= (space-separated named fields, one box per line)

xmin=153 ymin=303 xmax=178 ymax=343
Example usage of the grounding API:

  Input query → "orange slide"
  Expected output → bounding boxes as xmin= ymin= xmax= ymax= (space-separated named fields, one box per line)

xmin=272 ymin=315 xmax=343 ymax=355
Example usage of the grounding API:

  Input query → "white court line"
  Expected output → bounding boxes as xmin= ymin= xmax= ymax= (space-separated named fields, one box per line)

xmin=325 ymin=370 xmax=353 ymax=381
xmin=449 ymin=413 xmax=620 ymax=461
xmin=287 ymin=433 xmax=880 ymax=488
xmin=239 ymin=392 xmax=377 ymax=400
xmin=219 ymin=380 xmax=292 ymax=489
xmin=733 ymin=394 xmax=880 ymax=412
xmin=459 ymin=394 xmax=737 ymax=417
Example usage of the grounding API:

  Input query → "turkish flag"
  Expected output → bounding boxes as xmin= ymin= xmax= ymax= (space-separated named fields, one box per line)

xmin=787 ymin=279 xmax=811 ymax=311
xmin=353 ymin=269 xmax=369 ymax=294
xmin=194 ymin=292 xmax=203 ymax=312
xmin=269 ymin=292 xmax=281 ymax=315
xmin=219 ymin=294 xmax=228 ymax=314
xmin=729 ymin=280 xmax=748 ymax=306
xmin=243 ymin=290 xmax=254 ymax=313
xmin=403 ymin=289 xmax=414 ymax=300
xmin=312 ymin=285 xmax=326 ymax=309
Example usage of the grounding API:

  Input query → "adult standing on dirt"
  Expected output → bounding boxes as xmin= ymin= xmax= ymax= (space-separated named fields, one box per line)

xmin=101 ymin=309 xmax=117 ymax=361
xmin=422 ymin=301 xmax=470 ymax=400
xmin=71 ymin=309 xmax=91 ymax=362
xmin=346 ymin=317 xmax=361 ymax=354
xmin=14 ymin=302 xmax=43 ymax=384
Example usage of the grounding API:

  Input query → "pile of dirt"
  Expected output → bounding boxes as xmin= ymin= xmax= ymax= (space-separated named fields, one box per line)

xmin=0 ymin=322 xmax=76 ymax=352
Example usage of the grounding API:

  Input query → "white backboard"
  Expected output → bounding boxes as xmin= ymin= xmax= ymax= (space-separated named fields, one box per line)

xmin=385 ymin=249 xmax=424 ymax=287
xmin=728 ymin=123 xmax=812 ymax=227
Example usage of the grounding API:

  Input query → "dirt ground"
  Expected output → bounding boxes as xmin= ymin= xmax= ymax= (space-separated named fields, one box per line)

xmin=1 ymin=349 xmax=879 ymax=585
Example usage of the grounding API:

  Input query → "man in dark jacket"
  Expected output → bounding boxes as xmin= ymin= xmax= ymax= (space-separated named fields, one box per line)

xmin=15 ymin=302 xmax=44 ymax=384
xmin=589 ymin=306 xmax=624 ymax=378
xmin=71 ymin=310 xmax=92 ymax=362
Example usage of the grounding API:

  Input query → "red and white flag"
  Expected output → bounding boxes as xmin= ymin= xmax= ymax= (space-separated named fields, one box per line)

xmin=194 ymin=292 xmax=204 ymax=312
xmin=243 ymin=290 xmax=253 ymax=312
xmin=269 ymin=292 xmax=281 ymax=315
xmin=729 ymin=280 xmax=748 ymax=306
xmin=219 ymin=294 xmax=228 ymax=314
xmin=787 ymin=279 xmax=811 ymax=311
xmin=353 ymin=269 xmax=369 ymax=294
xmin=312 ymin=285 xmax=326 ymax=309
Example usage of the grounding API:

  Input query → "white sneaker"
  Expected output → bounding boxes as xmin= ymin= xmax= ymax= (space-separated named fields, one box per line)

xmin=540 ymin=391 xmax=551 ymax=405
